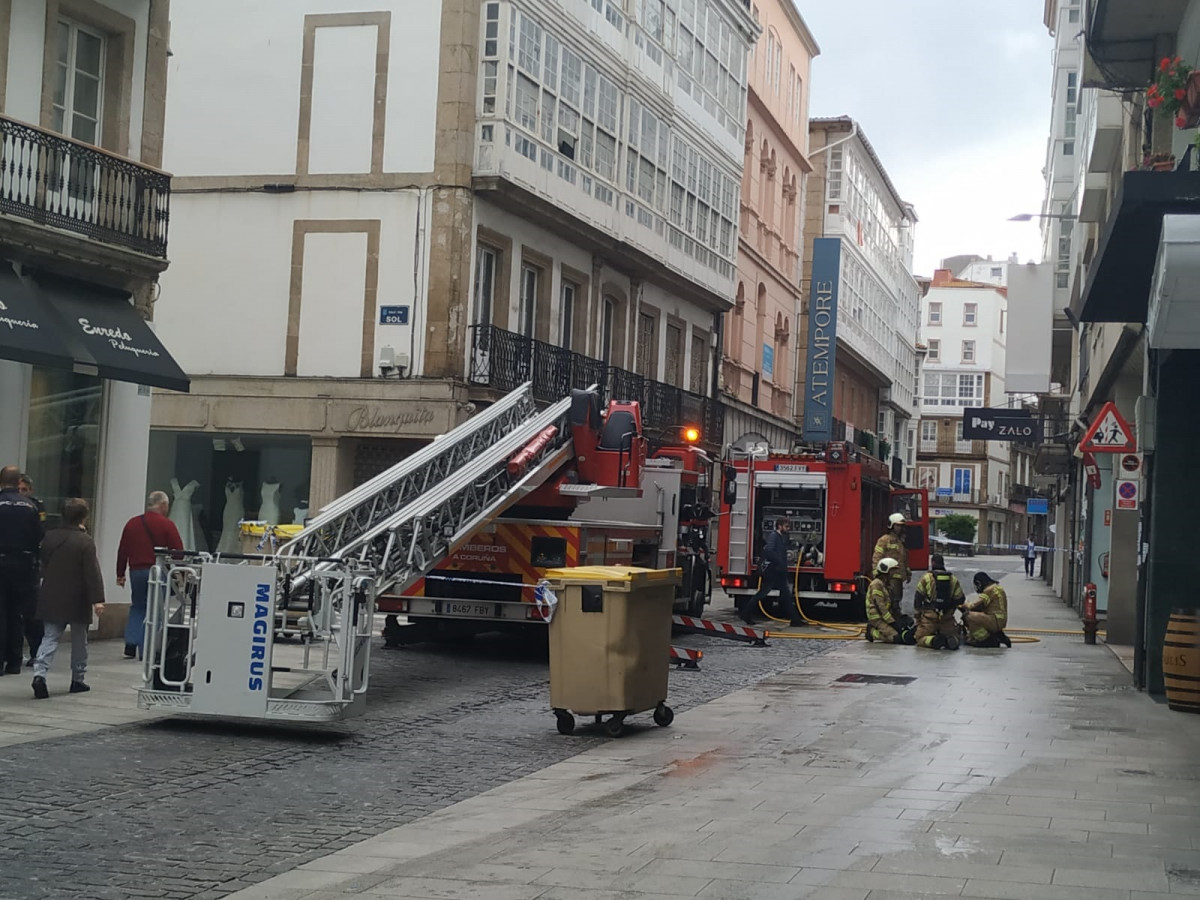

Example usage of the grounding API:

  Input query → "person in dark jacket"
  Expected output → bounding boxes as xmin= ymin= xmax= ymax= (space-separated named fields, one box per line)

xmin=0 ymin=465 xmax=42 ymax=674
xmin=17 ymin=473 xmax=45 ymax=666
xmin=741 ymin=518 xmax=803 ymax=627
xmin=31 ymin=498 xmax=105 ymax=698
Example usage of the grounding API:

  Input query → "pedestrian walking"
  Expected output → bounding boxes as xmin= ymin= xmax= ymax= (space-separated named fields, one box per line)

xmin=1024 ymin=536 xmax=1037 ymax=577
xmin=741 ymin=518 xmax=803 ymax=626
xmin=30 ymin=498 xmax=105 ymax=698
xmin=872 ymin=513 xmax=911 ymax=608
xmin=116 ymin=491 xmax=183 ymax=659
xmin=17 ymin=473 xmax=45 ymax=665
xmin=0 ymin=465 xmax=42 ymax=674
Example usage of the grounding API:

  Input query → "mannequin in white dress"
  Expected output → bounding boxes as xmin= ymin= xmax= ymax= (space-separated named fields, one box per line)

xmin=259 ymin=478 xmax=281 ymax=527
xmin=216 ymin=479 xmax=245 ymax=554
xmin=169 ymin=477 xmax=200 ymax=550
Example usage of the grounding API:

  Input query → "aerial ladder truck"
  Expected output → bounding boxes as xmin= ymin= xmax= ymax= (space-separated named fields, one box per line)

xmin=136 ymin=384 xmax=687 ymax=724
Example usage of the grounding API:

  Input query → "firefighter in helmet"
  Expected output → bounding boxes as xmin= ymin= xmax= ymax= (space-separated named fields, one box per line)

xmin=961 ymin=571 xmax=1012 ymax=647
xmin=865 ymin=558 xmax=915 ymax=644
xmin=912 ymin=553 xmax=963 ymax=650
xmin=872 ymin=513 xmax=910 ymax=609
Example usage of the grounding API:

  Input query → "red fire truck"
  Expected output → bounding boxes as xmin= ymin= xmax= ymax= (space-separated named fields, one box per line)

xmin=716 ymin=441 xmax=929 ymax=619
xmin=379 ymin=400 xmax=717 ymax=644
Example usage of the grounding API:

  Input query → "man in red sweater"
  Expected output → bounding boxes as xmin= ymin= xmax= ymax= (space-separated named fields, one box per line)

xmin=116 ymin=491 xmax=183 ymax=659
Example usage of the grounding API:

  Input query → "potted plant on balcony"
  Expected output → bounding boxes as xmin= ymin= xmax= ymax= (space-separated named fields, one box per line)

xmin=1142 ymin=152 xmax=1177 ymax=172
xmin=1148 ymin=56 xmax=1200 ymax=134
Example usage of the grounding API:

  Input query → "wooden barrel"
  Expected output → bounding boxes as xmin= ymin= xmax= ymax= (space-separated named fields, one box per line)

xmin=1164 ymin=610 xmax=1200 ymax=713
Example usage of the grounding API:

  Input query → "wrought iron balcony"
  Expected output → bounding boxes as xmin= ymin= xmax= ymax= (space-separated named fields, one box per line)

xmin=469 ymin=324 xmax=723 ymax=446
xmin=0 ymin=115 xmax=170 ymax=258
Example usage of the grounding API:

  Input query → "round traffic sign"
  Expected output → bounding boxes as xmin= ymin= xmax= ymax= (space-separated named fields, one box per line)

xmin=1118 ymin=481 xmax=1138 ymax=500
xmin=1120 ymin=454 xmax=1141 ymax=474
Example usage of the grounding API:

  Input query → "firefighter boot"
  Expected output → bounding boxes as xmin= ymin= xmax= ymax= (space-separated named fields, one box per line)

xmin=900 ymin=625 xmax=917 ymax=645
xmin=864 ymin=625 xmax=875 ymax=642
xmin=945 ymin=634 xmax=960 ymax=650
xmin=930 ymin=634 xmax=948 ymax=650
xmin=998 ymin=630 xmax=1012 ymax=648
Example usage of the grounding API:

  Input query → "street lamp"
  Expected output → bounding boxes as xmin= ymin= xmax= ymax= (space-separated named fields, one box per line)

xmin=1007 ymin=213 xmax=1078 ymax=222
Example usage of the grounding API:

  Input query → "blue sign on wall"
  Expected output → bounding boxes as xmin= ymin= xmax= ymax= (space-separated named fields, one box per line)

xmin=803 ymin=238 xmax=841 ymax=443
xmin=380 ymin=305 xmax=409 ymax=325
xmin=936 ymin=487 xmax=953 ymax=498
xmin=1026 ymin=498 xmax=1049 ymax=515
xmin=762 ymin=343 xmax=774 ymax=376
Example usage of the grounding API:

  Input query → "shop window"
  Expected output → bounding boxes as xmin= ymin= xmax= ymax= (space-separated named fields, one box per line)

xmin=147 ymin=432 xmax=314 ymax=552
xmin=26 ymin=367 xmax=103 ymax=529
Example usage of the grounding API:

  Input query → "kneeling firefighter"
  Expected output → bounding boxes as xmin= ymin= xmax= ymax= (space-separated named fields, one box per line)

xmin=865 ymin=558 xmax=915 ymax=644
xmin=962 ymin=572 xmax=1012 ymax=647
xmin=913 ymin=554 xmax=963 ymax=650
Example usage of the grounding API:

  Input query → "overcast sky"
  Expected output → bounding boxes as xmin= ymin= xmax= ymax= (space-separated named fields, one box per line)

xmin=798 ymin=0 xmax=1054 ymax=276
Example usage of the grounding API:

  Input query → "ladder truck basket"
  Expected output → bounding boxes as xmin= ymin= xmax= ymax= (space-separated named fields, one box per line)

xmin=137 ymin=551 xmax=377 ymax=724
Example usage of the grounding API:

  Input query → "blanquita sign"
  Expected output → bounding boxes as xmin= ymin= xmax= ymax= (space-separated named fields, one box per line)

xmin=345 ymin=406 xmax=437 ymax=433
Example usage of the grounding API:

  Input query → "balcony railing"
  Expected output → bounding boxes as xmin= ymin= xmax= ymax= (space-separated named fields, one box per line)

xmin=0 ymin=116 xmax=170 ymax=258
xmin=469 ymin=324 xmax=723 ymax=446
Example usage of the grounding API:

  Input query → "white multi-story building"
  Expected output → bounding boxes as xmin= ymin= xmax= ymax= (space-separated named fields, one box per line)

xmin=150 ymin=0 xmax=758 ymax=533
xmin=804 ymin=118 xmax=920 ymax=484
xmin=916 ymin=270 xmax=1012 ymax=549
xmin=954 ymin=254 xmax=1019 ymax=287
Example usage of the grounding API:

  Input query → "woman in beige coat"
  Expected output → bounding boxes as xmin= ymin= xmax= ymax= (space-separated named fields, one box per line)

xmin=31 ymin=498 xmax=105 ymax=698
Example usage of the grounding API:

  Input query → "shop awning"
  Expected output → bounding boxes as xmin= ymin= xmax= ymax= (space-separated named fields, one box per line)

xmin=35 ymin=276 xmax=190 ymax=393
xmin=0 ymin=265 xmax=79 ymax=370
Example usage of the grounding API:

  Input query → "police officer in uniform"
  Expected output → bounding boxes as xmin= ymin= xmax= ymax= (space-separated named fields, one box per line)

xmin=0 ymin=466 xmax=43 ymax=674
xmin=865 ymin=558 xmax=915 ymax=644
xmin=962 ymin=571 xmax=1012 ymax=647
xmin=17 ymin=473 xmax=45 ymax=665
xmin=872 ymin=513 xmax=910 ymax=609
xmin=912 ymin=553 xmax=963 ymax=650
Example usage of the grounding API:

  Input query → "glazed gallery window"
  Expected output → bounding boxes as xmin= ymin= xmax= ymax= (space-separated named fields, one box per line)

xmin=924 ymin=372 xmax=984 ymax=407
xmin=147 ymin=432 xmax=313 ymax=553
xmin=25 ymin=367 xmax=102 ymax=531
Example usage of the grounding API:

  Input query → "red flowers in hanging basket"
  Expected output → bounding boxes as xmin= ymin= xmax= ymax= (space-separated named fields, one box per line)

xmin=1149 ymin=57 xmax=1200 ymax=129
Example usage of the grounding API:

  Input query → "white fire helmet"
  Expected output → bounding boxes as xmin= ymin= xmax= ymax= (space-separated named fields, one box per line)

xmin=877 ymin=557 xmax=900 ymax=576
xmin=888 ymin=513 xmax=907 ymax=527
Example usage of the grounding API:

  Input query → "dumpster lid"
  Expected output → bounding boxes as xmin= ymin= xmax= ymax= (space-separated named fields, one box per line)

xmin=544 ymin=565 xmax=681 ymax=590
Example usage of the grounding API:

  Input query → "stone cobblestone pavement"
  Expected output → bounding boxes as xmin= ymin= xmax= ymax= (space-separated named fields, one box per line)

xmin=0 ymin=592 xmax=829 ymax=899
xmin=222 ymin=559 xmax=1200 ymax=900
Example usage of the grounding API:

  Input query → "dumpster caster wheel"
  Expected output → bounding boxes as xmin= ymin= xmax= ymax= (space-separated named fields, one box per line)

xmin=604 ymin=714 xmax=626 ymax=738
xmin=555 ymin=710 xmax=575 ymax=736
xmin=653 ymin=702 xmax=674 ymax=727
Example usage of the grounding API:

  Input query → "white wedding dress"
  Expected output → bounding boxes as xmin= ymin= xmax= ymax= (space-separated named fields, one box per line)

xmin=216 ymin=481 xmax=245 ymax=554
xmin=169 ymin=478 xmax=199 ymax=550
xmin=259 ymin=481 xmax=281 ymax=527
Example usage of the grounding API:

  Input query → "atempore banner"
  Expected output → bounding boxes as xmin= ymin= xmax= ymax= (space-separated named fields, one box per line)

xmin=803 ymin=237 xmax=841 ymax=443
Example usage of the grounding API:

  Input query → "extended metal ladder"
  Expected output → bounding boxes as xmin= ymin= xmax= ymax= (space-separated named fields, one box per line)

xmin=277 ymin=383 xmax=579 ymax=597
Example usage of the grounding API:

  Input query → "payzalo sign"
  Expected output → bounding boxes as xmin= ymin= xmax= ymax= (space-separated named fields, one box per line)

xmin=961 ymin=407 xmax=1041 ymax=443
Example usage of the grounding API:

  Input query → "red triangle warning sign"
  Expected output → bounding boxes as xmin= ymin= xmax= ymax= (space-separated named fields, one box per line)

xmin=1079 ymin=402 xmax=1137 ymax=453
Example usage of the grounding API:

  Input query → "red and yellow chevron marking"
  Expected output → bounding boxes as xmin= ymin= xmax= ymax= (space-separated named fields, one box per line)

xmin=401 ymin=521 xmax=579 ymax=597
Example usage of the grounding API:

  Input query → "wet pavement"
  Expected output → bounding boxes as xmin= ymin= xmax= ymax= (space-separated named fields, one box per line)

xmin=224 ymin=558 xmax=1200 ymax=900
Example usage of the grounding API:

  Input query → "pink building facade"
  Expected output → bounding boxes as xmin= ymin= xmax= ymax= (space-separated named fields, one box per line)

xmin=722 ymin=0 xmax=818 ymax=450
